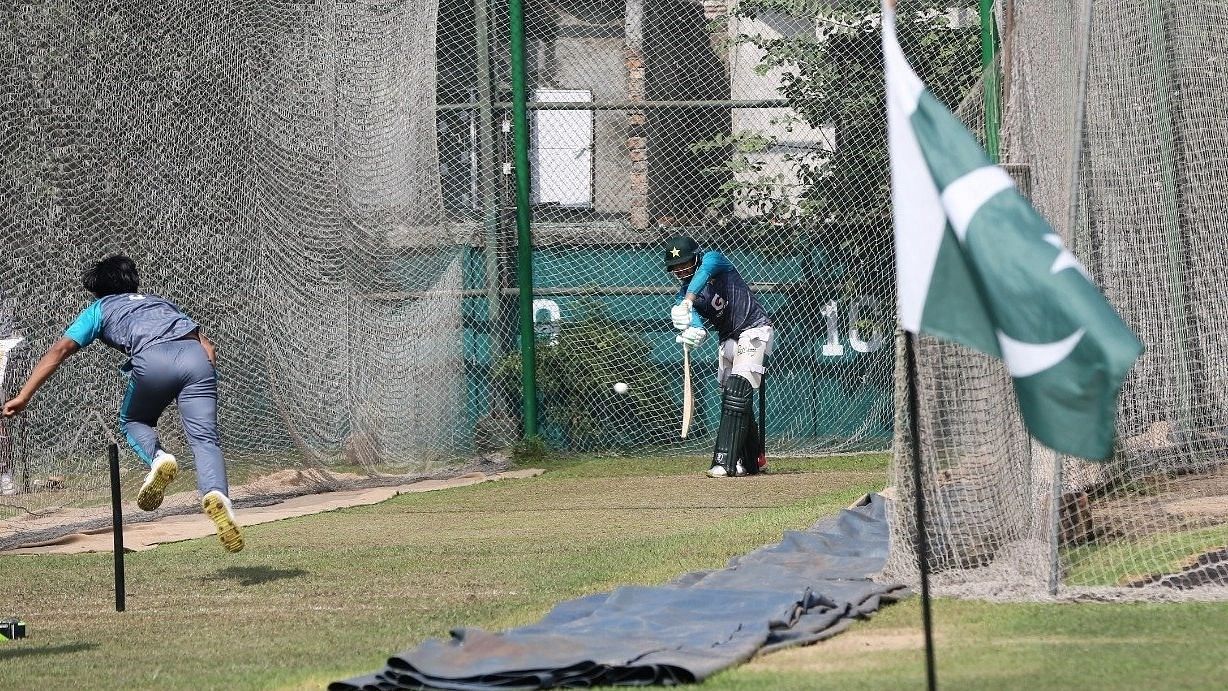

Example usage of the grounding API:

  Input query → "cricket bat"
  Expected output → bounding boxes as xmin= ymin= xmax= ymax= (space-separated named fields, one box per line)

xmin=680 ymin=344 xmax=693 ymax=438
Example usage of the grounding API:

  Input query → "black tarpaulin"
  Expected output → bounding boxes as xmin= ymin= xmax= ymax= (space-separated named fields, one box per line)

xmin=332 ymin=493 xmax=906 ymax=690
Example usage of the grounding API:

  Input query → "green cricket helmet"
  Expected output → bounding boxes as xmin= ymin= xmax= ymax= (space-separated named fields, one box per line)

xmin=663 ymin=235 xmax=700 ymax=270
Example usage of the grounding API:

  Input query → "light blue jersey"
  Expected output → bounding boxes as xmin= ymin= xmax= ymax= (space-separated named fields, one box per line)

xmin=65 ymin=293 xmax=225 ymax=493
xmin=675 ymin=251 xmax=771 ymax=341
xmin=65 ymin=294 xmax=199 ymax=356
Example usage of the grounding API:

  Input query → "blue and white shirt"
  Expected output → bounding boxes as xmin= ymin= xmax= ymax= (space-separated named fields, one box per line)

xmin=675 ymin=251 xmax=770 ymax=341
xmin=64 ymin=294 xmax=199 ymax=357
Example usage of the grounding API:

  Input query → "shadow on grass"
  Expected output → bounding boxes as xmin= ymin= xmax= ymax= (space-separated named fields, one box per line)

xmin=0 ymin=642 xmax=98 ymax=660
xmin=212 ymin=566 xmax=308 ymax=586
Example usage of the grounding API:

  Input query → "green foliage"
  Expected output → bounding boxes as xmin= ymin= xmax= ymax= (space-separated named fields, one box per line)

xmin=511 ymin=435 xmax=551 ymax=464
xmin=495 ymin=299 xmax=677 ymax=450
xmin=697 ymin=1 xmax=982 ymax=266
xmin=690 ymin=129 xmax=801 ymax=225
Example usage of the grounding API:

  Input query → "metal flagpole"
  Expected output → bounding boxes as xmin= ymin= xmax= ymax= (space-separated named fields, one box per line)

xmin=904 ymin=333 xmax=937 ymax=690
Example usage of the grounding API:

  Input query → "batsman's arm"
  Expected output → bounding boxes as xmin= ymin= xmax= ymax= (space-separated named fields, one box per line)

xmin=673 ymin=284 xmax=689 ymax=306
xmin=1 ymin=338 xmax=79 ymax=417
xmin=683 ymin=251 xmax=735 ymax=306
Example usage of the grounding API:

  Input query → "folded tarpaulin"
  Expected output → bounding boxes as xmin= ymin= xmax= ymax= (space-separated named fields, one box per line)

xmin=332 ymin=493 xmax=907 ymax=690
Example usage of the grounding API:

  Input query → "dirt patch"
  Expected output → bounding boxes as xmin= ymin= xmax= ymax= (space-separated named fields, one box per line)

xmin=1089 ymin=462 xmax=1228 ymax=539
xmin=1164 ymin=495 xmax=1228 ymax=518
xmin=2 ymin=468 xmax=544 ymax=555
xmin=745 ymin=629 xmax=932 ymax=673
xmin=240 ymin=468 xmax=369 ymax=491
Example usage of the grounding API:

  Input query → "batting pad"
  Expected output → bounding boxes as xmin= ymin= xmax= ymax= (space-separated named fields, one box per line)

xmin=332 ymin=494 xmax=907 ymax=690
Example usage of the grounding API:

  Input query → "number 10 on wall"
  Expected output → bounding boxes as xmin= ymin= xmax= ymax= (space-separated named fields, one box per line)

xmin=820 ymin=297 xmax=886 ymax=357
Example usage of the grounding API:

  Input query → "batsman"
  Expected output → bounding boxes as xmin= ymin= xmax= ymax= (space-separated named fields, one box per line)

xmin=665 ymin=236 xmax=774 ymax=478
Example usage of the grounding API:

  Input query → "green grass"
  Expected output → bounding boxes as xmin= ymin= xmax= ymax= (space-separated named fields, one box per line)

xmin=713 ymin=598 xmax=1228 ymax=690
xmin=2 ymin=451 xmax=1226 ymax=690
xmin=1063 ymin=523 xmax=1228 ymax=586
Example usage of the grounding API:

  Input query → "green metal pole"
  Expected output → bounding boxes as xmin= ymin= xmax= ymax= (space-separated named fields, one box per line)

xmin=509 ymin=0 xmax=538 ymax=438
xmin=979 ymin=0 xmax=1001 ymax=162
xmin=475 ymin=0 xmax=497 ymax=320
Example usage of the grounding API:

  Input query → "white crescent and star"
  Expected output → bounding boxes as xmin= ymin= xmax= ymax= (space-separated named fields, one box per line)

xmin=1043 ymin=234 xmax=1092 ymax=280
xmin=941 ymin=168 xmax=1095 ymax=379
xmin=997 ymin=328 xmax=1085 ymax=378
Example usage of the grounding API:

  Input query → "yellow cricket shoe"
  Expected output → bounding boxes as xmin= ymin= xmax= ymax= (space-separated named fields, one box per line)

xmin=202 ymin=490 xmax=244 ymax=553
xmin=136 ymin=453 xmax=178 ymax=511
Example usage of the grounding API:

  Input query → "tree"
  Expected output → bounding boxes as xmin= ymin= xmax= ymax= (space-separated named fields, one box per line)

xmin=699 ymin=0 xmax=981 ymax=278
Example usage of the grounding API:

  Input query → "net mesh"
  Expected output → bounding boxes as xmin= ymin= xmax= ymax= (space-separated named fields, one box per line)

xmin=16 ymin=0 xmax=1213 ymax=600
xmin=0 ymin=0 xmax=478 ymax=546
xmin=1 ymin=1 xmax=986 ymax=546
xmin=887 ymin=0 xmax=1228 ymax=598
xmin=506 ymin=0 xmax=980 ymax=456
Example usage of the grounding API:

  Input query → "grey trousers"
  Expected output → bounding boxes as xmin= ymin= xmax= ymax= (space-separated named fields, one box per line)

xmin=119 ymin=339 xmax=227 ymax=496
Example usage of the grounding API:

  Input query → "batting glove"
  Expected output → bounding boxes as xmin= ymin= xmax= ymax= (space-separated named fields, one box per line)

xmin=676 ymin=326 xmax=707 ymax=348
xmin=670 ymin=301 xmax=693 ymax=331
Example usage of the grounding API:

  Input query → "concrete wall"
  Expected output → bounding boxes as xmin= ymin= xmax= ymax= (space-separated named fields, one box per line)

xmin=727 ymin=10 xmax=832 ymax=219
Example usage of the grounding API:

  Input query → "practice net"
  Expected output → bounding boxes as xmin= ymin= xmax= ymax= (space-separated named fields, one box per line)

xmin=887 ymin=0 xmax=1228 ymax=598
xmin=0 ymin=0 xmax=473 ymax=547
xmin=0 ymin=1 xmax=985 ymax=547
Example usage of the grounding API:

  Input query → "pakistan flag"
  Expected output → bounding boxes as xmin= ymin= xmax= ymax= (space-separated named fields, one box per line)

xmin=882 ymin=4 xmax=1143 ymax=461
